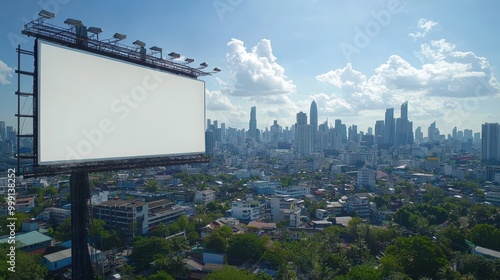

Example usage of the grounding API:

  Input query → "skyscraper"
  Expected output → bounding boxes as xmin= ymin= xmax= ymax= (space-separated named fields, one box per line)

xmin=295 ymin=112 xmax=312 ymax=156
xmin=428 ymin=121 xmax=439 ymax=143
xmin=6 ymin=126 xmax=14 ymax=142
xmin=310 ymin=100 xmax=318 ymax=147
xmin=205 ymin=129 xmax=215 ymax=155
xmin=248 ymin=106 xmax=258 ymax=141
xmin=384 ymin=108 xmax=395 ymax=146
xmin=415 ymin=127 xmax=423 ymax=144
xmin=348 ymin=125 xmax=358 ymax=142
xmin=270 ymin=120 xmax=282 ymax=146
xmin=335 ymin=119 xmax=347 ymax=143
xmin=395 ymin=102 xmax=413 ymax=146
xmin=375 ymin=120 xmax=385 ymax=144
xmin=482 ymin=123 xmax=500 ymax=161
xmin=0 ymin=121 xmax=5 ymax=142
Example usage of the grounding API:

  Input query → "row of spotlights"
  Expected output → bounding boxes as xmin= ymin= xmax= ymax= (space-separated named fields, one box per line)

xmin=37 ymin=9 xmax=220 ymax=73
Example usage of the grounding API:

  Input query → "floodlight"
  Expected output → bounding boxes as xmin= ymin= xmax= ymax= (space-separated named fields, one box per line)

xmin=133 ymin=40 xmax=146 ymax=48
xmin=184 ymin=58 xmax=194 ymax=64
xmin=38 ymin=10 xmax=55 ymax=19
xmin=212 ymin=67 xmax=221 ymax=72
xmin=64 ymin=18 xmax=83 ymax=27
xmin=87 ymin=27 xmax=103 ymax=35
xmin=168 ymin=52 xmax=181 ymax=59
xmin=199 ymin=62 xmax=208 ymax=69
xmin=150 ymin=46 xmax=162 ymax=52
xmin=113 ymin=33 xmax=127 ymax=40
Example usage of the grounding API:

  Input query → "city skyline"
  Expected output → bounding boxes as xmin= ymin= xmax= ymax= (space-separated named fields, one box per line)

xmin=1 ymin=1 xmax=499 ymax=135
xmin=207 ymin=100 xmax=482 ymax=140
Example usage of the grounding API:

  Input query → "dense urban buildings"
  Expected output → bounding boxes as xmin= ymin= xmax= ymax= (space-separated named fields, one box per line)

xmin=1 ymin=98 xmax=499 ymax=279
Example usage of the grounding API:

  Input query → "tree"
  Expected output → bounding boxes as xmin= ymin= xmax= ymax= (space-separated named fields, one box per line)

xmin=155 ymin=255 xmax=189 ymax=279
xmin=205 ymin=231 xmax=227 ymax=253
xmin=205 ymin=266 xmax=256 ymax=280
xmin=467 ymin=224 xmax=500 ymax=251
xmin=0 ymin=212 xmax=29 ymax=235
xmin=53 ymin=218 xmax=72 ymax=242
xmin=147 ymin=271 xmax=174 ymax=280
xmin=44 ymin=185 xmax=58 ymax=201
xmin=145 ymin=180 xmax=159 ymax=193
xmin=89 ymin=219 xmax=110 ymax=250
xmin=0 ymin=244 xmax=48 ymax=279
xmin=227 ymin=233 xmax=267 ymax=264
xmin=169 ymin=236 xmax=189 ymax=254
xmin=382 ymin=236 xmax=448 ymax=279
xmin=435 ymin=226 xmax=468 ymax=254
xmin=255 ymin=272 xmax=273 ymax=280
xmin=131 ymin=236 xmax=171 ymax=270
xmin=334 ymin=264 xmax=381 ymax=280
xmin=454 ymin=252 xmax=500 ymax=280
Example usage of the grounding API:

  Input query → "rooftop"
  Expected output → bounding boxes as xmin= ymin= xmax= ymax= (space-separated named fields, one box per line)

xmin=99 ymin=200 xmax=145 ymax=208
xmin=0 ymin=231 xmax=52 ymax=247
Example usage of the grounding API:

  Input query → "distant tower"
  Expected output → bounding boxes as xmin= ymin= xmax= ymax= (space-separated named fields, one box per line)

xmin=205 ymin=129 xmax=215 ymax=155
xmin=384 ymin=108 xmax=395 ymax=146
xmin=374 ymin=120 xmax=385 ymax=144
xmin=415 ymin=126 xmax=423 ymax=144
xmin=348 ymin=125 xmax=358 ymax=142
xmin=482 ymin=123 xmax=500 ymax=161
xmin=396 ymin=101 xmax=413 ymax=145
xmin=0 ymin=121 xmax=5 ymax=141
xmin=335 ymin=119 xmax=347 ymax=143
xmin=270 ymin=120 xmax=282 ymax=146
xmin=310 ymin=100 xmax=318 ymax=147
xmin=248 ymin=106 xmax=258 ymax=141
xmin=295 ymin=112 xmax=312 ymax=156
xmin=428 ymin=121 xmax=439 ymax=142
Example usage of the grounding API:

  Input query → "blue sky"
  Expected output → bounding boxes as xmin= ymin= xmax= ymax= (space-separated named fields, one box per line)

xmin=1 ymin=0 xmax=499 ymax=136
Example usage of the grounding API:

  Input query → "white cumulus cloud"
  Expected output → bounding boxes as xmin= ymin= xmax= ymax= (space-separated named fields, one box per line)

xmin=315 ymin=38 xmax=500 ymax=121
xmin=224 ymin=38 xmax=296 ymax=98
xmin=206 ymin=88 xmax=237 ymax=111
xmin=409 ymin=18 xmax=438 ymax=40
xmin=0 ymin=60 xmax=14 ymax=85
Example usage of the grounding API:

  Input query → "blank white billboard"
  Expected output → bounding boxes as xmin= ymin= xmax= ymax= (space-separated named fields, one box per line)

xmin=37 ymin=40 xmax=205 ymax=165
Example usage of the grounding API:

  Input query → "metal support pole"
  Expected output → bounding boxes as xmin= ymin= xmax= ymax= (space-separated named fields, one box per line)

xmin=70 ymin=172 xmax=93 ymax=279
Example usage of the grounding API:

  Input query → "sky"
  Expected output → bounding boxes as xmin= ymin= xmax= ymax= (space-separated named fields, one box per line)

xmin=1 ymin=0 xmax=499 ymax=137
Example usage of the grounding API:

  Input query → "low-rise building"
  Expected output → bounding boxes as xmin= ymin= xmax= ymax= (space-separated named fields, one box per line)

xmin=42 ymin=246 xmax=102 ymax=272
xmin=92 ymin=200 xmax=148 ymax=236
xmin=356 ymin=168 xmax=376 ymax=191
xmin=270 ymin=195 xmax=304 ymax=223
xmin=485 ymin=192 xmax=500 ymax=206
xmin=230 ymin=200 xmax=266 ymax=222
xmin=344 ymin=193 xmax=371 ymax=219
xmin=15 ymin=197 xmax=35 ymax=213
xmin=147 ymin=199 xmax=186 ymax=228
xmin=38 ymin=207 xmax=71 ymax=224
xmin=249 ymin=180 xmax=281 ymax=195
xmin=275 ymin=185 xmax=310 ymax=198
xmin=195 ymin=190 xmax=216 ymax=204
xmin=0 ymin=231 xmax=52 ymax=252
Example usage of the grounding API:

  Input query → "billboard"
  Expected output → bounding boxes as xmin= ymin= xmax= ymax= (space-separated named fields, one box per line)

xmin=37 ymin=40 xmax=205 ymax=165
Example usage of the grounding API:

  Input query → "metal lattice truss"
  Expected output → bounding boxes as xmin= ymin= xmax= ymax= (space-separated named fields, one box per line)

xmin=22 ymin=20 xmax=211 ymax=78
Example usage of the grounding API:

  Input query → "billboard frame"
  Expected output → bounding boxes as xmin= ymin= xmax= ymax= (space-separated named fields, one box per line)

xmin=17 ymin=20 xmax=210 ymax=178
